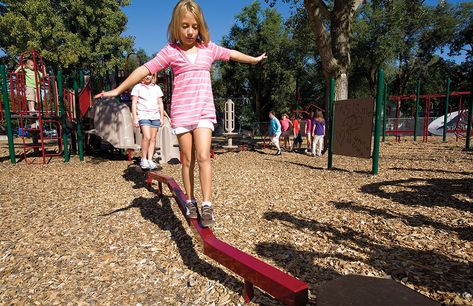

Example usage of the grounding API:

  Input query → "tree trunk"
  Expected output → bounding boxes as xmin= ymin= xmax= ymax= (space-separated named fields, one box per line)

xmin=304 ymin=0 xmax=362 ymax=105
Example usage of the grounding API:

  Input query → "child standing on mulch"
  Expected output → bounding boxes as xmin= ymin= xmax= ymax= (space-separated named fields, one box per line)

xmin=280 ymin=113 xmax=293 ymax=151
xmin=131 ymin=74 xmax=164 ymax=170
xmin=292 ymin=115 xmax=302 ymax=151
xmin=312 ymin=111 xmax=325 ymax=156
xmin=305 ymin=112 xmax=313 ymax=153
xmin=269 ymin=111 xmax=282 ymax=155
xmin=96 ymin=0 xmax=266 ymax=227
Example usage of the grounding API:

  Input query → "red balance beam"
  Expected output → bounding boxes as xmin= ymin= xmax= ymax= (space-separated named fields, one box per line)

xmin=147 ymin=171 xmax=309 ymax=305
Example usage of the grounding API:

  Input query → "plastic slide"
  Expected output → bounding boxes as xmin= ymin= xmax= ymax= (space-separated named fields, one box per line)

xmin=428 ymin=111 xmax=459 ymax=136
xmin=89 ymin=98 xmax=179 ymax=163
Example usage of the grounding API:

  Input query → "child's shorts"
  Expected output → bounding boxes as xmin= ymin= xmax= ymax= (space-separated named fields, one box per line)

xmin=139 ymin=119 xmax=161 ymax=128
xmin=271 ymin=132 xmax=281 ymax=145
xmin=293 ymin=133 xmax=303 ymax=144
xmin=26 ymin=87 xmax=37 ymax=102
xmin=173 ymin=119 xmax=214 ymax=135
xmin=282 ymin=130 xmax=291 ymax=138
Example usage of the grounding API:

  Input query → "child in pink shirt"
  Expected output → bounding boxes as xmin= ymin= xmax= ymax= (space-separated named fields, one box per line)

xmin=96 ymin=0 xmax=266 ymax=227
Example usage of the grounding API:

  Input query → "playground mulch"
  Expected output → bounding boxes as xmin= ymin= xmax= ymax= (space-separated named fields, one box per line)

xmin=0 ymin=137 xmax=472 ymax=305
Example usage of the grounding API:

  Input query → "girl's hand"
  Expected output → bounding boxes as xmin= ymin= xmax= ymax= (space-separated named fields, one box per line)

xmin=160 ymin=120 xmax=164 ymax=127
xmin=94 ymin=89 xmax=119 ymax=100
xmin=253 ymin=53 xmax=267 ymax=64
xmin=134 ymin=119 xmax=139 ymax=128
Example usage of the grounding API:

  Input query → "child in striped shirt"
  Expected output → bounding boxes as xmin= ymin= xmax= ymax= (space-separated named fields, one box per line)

xmin=96 ymin=0 xmax=266 ymax=227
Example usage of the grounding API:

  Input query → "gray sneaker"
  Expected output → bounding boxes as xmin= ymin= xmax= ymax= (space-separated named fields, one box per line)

xmin=185 ymin=201 xmax=198 ymax=219
xmin=201 ymin=204 xmax=214 ymax=227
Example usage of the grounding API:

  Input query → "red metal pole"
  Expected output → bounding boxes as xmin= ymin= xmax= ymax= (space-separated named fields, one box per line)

xmin=395 ymin=97 xmax=401 ymax=142
xmin=457 ymin=95 xmax=463 ymax=141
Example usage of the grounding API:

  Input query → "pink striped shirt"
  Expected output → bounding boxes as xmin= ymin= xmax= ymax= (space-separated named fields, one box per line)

xmin=144 ymin=41 xmax=231 ymax=128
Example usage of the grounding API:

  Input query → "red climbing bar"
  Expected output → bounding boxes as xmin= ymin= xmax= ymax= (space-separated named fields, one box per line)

xmin=147 ymin=171 xmax=309 ymax=305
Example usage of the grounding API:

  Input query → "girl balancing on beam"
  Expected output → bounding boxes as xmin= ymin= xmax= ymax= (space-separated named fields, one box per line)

xmin=95 ymin=0 xmax=266 ymax=227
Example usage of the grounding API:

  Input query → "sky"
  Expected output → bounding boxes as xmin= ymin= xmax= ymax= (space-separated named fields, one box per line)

xmin=121 ymin=0 xmax=294 ymax=57
xmin=122 ymin=0 xmax=469 ymax=62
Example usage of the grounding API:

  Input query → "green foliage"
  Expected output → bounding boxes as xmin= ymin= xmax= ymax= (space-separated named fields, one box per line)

xmin=125 ymin=48 xmax=150 ymax=75
xmin=285 ymin=6 xmax=325 ymax=107
xmin=214 ymin=1 xmax=316 ymax=120
xmin=350 ymin=0 xmax=458 ymax=96
xmin=0 ymin=0 xmax=133 ymax=77
xmin=449 ymin=2 xmax=473 ymax=61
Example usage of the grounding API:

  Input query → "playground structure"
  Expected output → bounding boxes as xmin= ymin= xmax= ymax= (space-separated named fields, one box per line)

xmin=0 ymin=49 xmax=179 ymax=164
xmin=147 ymin=171 xmax=309 ymax=305
xmin=222 ymin=99 xmax=238 ymax=149
xmin=0 ymin=49 xmax=88 ymax=164
xmin=385 ymin=90 xmax=472 ymax=142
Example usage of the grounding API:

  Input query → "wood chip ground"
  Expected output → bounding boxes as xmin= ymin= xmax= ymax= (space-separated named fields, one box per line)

xmin=0 ymin=137 xmax=472 ymax=305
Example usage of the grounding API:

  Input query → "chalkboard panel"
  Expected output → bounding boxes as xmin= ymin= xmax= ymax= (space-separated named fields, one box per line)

xmin=333 ymin=98 xmax=374 ymax=159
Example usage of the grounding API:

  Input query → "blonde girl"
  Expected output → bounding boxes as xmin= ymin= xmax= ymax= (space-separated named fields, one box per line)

xmin=96 ymin=0 xmax=266 ymax=227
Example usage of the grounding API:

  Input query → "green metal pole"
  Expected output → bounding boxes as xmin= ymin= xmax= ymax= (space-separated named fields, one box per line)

xmin=1 ymin=65 xmax=16 ymax=164
xmin=443 ymin=78 xmax=451 ymax=142
xmin=382 ymin=82 xmax=388 ymax=142
xmin=466 ymin=77 xmax=473 ymax=151
xmin=79 ymin=70 xmax=85 ymax=89
xmin=373 ymin=69 xmax=384 ymax=176
xmin=74 ymin=76 xmax=84 ymax=161
xmin=57 ymin=71 xmax=69 ymax=162
xmin=327 ymin=78 xmax=335 ymax=170
xmin=414 ymin=80 xmax=420 ymax=142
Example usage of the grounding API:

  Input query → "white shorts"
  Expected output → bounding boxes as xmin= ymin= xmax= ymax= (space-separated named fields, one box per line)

xmin=271 ymin=132 xmax=281 ymax=145
xmin=173 ymin=119 xmax=215 ymax=135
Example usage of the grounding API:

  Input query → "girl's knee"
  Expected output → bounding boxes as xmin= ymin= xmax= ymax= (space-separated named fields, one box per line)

xmin=196 ymin=151 xmax=210 ymax=164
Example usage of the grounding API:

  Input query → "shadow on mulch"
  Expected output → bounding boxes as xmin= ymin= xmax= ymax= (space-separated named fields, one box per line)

xmin=100 ymin=196 xmax=245 ymax=294
xmin=259 ymin=211 xmax=472 ymax=298
xmin=361 ymin=177 xmax=473 ymax=213
xmin=86 ymin=149 xmax=130 ymax=164
xmin=116 ymin=165 xmax=280 ymax=304
xmin=269 ymin=159 xmax=325 ymax=171
xmin=389 ymin=167 xmax=473 ymax=176
xmin=122 ymin=164 xmax=163 ymax=190
xmin=0 ymin=152 xmax=23 ymax=163
xmin=332 ymin=201 xmax=472 ymax=242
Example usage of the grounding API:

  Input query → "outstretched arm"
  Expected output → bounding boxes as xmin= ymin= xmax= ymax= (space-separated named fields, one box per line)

xmin=14 ymin=65 xmax=23 ymax=74
xmin=94 ymin=65 xmax=149 ymax=99
xmin=229 ymin=50 xmax=267 ymax=65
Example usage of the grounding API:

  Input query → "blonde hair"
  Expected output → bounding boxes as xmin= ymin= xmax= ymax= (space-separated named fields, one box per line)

xmin=168 ymin=0 xmax=210 ymax=45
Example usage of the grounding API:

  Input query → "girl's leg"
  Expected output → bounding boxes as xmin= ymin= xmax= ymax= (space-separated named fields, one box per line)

xmin=148 ymin=127 xmax=158 ymax=160
xmin=318 ymin=136 xmax=324 ymax=156
xmin=141 ymin=125 xmax=151 ymax=159
xmin=311 ymin=136 xmax=316 ymax=156
xmin=177 ymin=132 xmax=195 ymax=200
xmin=193 ymin=127 xmax=212 ymax=202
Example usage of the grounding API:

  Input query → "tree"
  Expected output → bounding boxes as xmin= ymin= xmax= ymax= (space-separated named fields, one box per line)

xmin=0 ymin=0 xmax=133 ymax=77
xmin=449 ymin=2 xmax=473 ymax=61
xmin=214 ymin=1 xmax=296 ymax=121
xmin=285 ymin=7 xmax=325 ymax=108
xmin=267 ymin=0 xmax=363 ymax=110
xmin=350 ymin=1 xmax=457 ymax=96
xmin=302 ymin=0 xmax=363 ymax=103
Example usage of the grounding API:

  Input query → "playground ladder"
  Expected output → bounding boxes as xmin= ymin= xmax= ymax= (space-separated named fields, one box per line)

xmin=17 ymin=112 xmax=63 ymax=164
